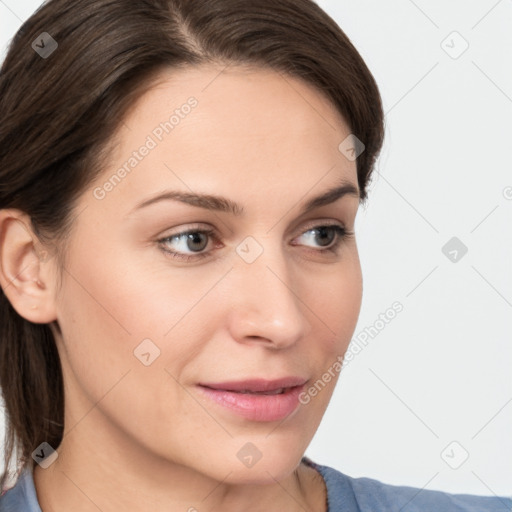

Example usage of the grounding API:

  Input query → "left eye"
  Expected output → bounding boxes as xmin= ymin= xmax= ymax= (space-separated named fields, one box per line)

xmin=157 ymin=224 xmax=351 ymax=261
xmin=294 ymin=225 xmax=341 ymax=248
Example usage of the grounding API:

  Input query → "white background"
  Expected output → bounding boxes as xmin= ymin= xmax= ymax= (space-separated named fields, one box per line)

xmin=1 ymin=0 xmax=511 ymax=498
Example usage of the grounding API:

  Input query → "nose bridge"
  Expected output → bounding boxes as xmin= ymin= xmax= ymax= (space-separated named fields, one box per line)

xmin=227 ymin=238 xmax=309 ymax=347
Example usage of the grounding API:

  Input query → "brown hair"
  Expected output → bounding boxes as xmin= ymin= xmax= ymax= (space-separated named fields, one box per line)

xmin=0 ymin=0 xmax=384 ymax=489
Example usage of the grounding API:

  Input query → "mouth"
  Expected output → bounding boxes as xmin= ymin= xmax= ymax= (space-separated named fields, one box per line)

xmin=198 ymin=376 xmax=308 ymax=392
xmin=231 ymin=388 xmax=288 ymax=395
xmin=196 ymin=377 xmax=308 ymax=422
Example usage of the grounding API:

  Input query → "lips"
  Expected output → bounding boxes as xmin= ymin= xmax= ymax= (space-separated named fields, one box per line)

xmin=196 ymin=376 xmax=308 ymax=422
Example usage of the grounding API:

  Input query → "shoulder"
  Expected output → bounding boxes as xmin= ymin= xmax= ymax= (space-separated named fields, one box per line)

xmin=302 ymin=457 xmax=512 ymax=512
xmin=0 ymin=464 xmax=41 ymax=512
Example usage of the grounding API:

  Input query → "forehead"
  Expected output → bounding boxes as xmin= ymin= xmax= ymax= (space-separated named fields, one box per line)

xmin=84 ymin=64 xmax=358 ymax=216
xmin=129 ymin=63 xmax=349 ymax=130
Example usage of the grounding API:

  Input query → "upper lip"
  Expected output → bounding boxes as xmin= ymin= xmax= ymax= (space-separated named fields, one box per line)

xmin=198 ymin=376 xmax=308 ymax=392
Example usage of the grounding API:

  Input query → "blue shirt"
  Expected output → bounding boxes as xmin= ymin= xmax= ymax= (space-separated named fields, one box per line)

xmin=1 ymin=457 xmax=510 ymax=511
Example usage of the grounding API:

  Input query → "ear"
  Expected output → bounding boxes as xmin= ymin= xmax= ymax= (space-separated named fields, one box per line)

xmin=0 ymin=209 xmax=58 ymax=324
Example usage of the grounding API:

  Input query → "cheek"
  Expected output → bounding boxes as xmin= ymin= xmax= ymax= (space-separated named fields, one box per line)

xmin=296 ymin=251 xmax=362 ymax=404
xmin=53 ymin=244 xmax=220 ymax=409
xmin=54 ymin=262 xmax=212 ymax=454
xmin=306 ymin=249 xmax=363 ymax=347
xmin=54 ymin=265 xmax=138 ymax=406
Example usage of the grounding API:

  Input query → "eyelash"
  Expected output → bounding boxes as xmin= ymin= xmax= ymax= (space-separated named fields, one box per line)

xmin=156 ymin=223 xmax=354 ymax=262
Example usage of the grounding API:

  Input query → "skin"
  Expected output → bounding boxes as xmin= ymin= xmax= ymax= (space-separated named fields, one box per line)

xmin=0 ymin=64 xmax=363 ymax=511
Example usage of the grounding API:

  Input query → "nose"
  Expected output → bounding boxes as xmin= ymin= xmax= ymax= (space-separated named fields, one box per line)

xmin=225 ymin=243 xmax=311 ymax=349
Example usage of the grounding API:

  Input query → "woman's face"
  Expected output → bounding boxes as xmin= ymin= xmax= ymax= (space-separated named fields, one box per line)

xmin=47 ymin=64 xmax=363 ymax=483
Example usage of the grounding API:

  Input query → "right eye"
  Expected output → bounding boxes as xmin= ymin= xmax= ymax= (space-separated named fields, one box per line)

xmin=157 ymin=227 xmax=220 ymax=262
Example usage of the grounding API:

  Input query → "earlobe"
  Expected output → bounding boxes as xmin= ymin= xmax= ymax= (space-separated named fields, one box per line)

xmin=0 ymin=209 xmax=58 ymax=324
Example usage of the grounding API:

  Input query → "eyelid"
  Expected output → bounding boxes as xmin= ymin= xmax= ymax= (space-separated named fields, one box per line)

xmin=157 ymin=223 xmax=216 ymax=239
xmin=296 ymin=218 xmax=347 ymax=233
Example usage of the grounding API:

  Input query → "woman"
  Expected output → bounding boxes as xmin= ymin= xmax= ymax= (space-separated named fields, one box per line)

xmin=0 ymin=0 xmax=509 ymax=510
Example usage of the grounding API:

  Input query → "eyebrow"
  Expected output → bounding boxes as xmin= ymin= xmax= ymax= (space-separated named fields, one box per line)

xmin=128 ymin=178 xmax=360 ymax=217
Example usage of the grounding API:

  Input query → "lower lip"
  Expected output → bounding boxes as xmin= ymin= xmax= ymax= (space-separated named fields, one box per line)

xmin=197 ymin=384 xmax=305 ymax=422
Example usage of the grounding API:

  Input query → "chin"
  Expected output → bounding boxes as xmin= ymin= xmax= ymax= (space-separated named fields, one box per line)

xmin=206 ymin=440 xmax=306 ymax=486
